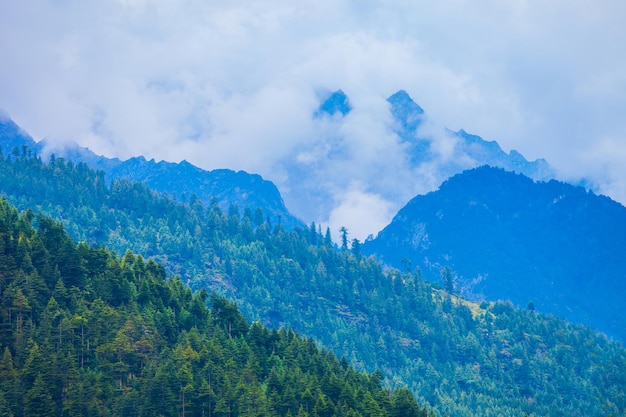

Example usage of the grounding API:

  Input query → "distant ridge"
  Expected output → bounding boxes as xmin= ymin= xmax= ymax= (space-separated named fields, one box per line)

xmin=0 ymin=117 xmax=303 ymax=228
xmin=3 ymin=89 xmax=556 ymax=236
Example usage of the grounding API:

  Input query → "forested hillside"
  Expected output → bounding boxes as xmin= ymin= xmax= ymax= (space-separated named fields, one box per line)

xmin=0 ymin=198 xmax=430 ymax=417
xmin=1 ymin=148 xmax=625 ymax=416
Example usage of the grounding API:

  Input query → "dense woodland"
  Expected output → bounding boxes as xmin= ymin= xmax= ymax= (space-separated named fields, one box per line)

xmin=0 ymin=197 xmax=431 ymax=417
xmin=1 ymin=148 xmax=626 ymax=416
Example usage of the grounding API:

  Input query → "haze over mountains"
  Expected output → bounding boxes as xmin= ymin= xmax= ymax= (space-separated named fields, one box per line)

xmin=274 ymin=89 xmax=554 ymax=240
xmin=3 ymin=2 xmax=626 ymax=414
xmin=4 ymin=89 xmax=553 ymax=241
xmin=3 ymin=89 xmax=625 ymax=342
xmin=3 ymin=92 xmax=626 ymax=415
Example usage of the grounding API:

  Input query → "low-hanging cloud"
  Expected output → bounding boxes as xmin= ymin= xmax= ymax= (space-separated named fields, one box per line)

xmin=327 ymin=184 xmax=395 ymax=243
xmin=2 ymin=1 xmax=626 ymax=240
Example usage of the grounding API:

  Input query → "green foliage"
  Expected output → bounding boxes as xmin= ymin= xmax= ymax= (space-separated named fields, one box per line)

xmin=1 ymin=151 xmax=626 ymax=416
xmin=0 ymin=198 xmax=431 ymax=417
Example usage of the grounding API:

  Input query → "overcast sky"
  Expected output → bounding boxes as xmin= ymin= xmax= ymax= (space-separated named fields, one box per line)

xmin=2 ymin=1 xmax=626 ymax=240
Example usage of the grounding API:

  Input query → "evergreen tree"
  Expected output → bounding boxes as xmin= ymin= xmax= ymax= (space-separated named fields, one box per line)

xmin=0 ymin=347 xmax=19 ymax=415
xmin=24 ymin=374 xmax=56 ymax=417
xmin=340 ymin=227 xmax=349 ymax=251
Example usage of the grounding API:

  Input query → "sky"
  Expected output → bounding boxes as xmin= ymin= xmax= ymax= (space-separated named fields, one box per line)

xmin=2 ymin=0 xmax=626 ymax=241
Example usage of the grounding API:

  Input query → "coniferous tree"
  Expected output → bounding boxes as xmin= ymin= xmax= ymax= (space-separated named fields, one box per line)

xmin=339 ymin=227 xmax=349 ymax=251
xmin=24 ymin=374 xmax=56 ymax=417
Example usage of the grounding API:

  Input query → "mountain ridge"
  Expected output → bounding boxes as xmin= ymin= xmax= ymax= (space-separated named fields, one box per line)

xmin=3 ymin=89 xmax=556 ymax=238
xmin=0 ymin=116 xmax=302 ymax=228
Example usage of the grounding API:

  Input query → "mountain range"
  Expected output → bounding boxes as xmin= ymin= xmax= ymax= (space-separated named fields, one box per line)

xmin=0 ymin=115 xmax=302 ymax=229
xmin=273 ymin=89 xmax=554 ymax=233
xmin=2 ymin=88 xmax=555 ymax=241
xmin=0 ymin=195 xmax=432 ymax=417
xmin=3 ymin=88 xmax=625 ymax=338
xmin=385 ymin=90 xmax=552 ymax=180
xmin=2 ymin=94 xmax=625 ymax=343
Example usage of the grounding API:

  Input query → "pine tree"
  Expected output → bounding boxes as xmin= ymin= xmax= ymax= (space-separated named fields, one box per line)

xmin=0 ymin=389 xmax=13 ymax=417
xmin=0 ymin=347 xmax=19 ymax=415
xmin=24 ymin=374 xmax=56 ymax=417
xmin=339 ymin=227 xmax=349 ymax=251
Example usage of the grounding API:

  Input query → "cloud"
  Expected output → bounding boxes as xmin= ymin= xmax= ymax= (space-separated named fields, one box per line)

xmin=1 ymin=1 xmax=626 ymax=240
xmin=566 ymin=134 xmax=626 ymax=204
xmin=327 ymin=184 xmax=395 ymax=243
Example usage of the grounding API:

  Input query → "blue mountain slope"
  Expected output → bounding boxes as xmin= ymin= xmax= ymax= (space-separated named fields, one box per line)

xmin=105 ymin=157 xmax=298 ymax=227
xmin=388 ymin=89 xmax=424 ymax=132
xmin=0 ymin=116 xmax=41 ymax=155
xmin=363 ymin=166 xmax=626 ymax=340
xmin=0 ymin=117 xmax=302 ymax=228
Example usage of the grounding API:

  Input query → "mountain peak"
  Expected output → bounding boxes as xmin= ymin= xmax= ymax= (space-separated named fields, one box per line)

xmin=315 ymin=89 xmax=352 ymax=117
xmin=387 ymin=90 xmax=424 ymax=132
xmin=387 ymin=90 xmax=424 ymax=114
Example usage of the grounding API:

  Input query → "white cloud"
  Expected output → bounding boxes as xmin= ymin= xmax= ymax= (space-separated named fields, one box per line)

xmin=1 ymin=0 xmax=626 ymax=238
xmin=327 ymin=184 xmax=395 ymax=243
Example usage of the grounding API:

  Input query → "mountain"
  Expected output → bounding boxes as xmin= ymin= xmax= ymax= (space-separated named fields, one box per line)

xmin=106 ymin=157 xmax=301 ymax=227
xmin=1 ymin=151 xmax=625 ymax=417
xmin=3 ymin=92 xmax=553 ymax=239
xmin=0 ymin=116 xmax=302 ymax=229
xmin=276 ymin=89 xmax=554 ymax=234
xmin=0 ymin=197 xmax=431 ymax=417
xmin=387 ymin=90 xmax=553 ymax=181
xmin=315 ymin=89 xmax=352 ymax=117
xmin=363 ymin=165 xmax=626 ymax=340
